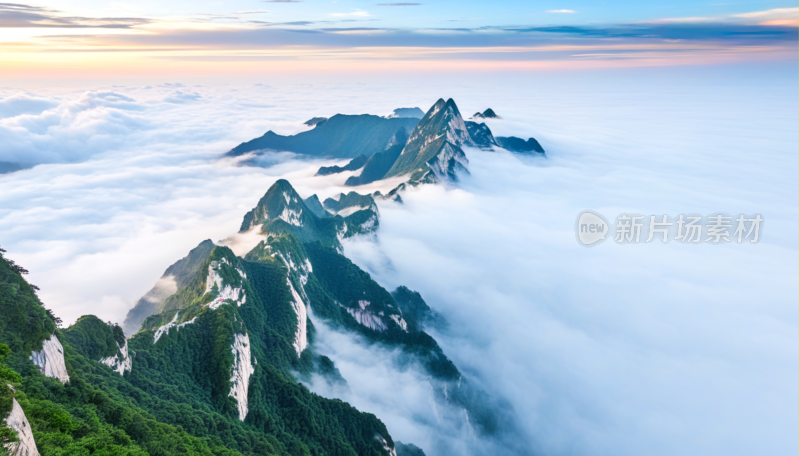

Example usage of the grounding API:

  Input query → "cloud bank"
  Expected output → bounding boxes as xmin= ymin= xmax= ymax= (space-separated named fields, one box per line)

xmin=0 ymin=66 xmax=796 ymax=455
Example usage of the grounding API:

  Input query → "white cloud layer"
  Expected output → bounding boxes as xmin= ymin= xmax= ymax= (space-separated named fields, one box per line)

xmin=0 ymin=65 xmax=796 ymax=456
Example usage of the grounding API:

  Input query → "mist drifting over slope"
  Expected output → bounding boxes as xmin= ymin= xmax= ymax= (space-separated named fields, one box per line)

xmin=0 ymin=65 xmax=796 ymax=455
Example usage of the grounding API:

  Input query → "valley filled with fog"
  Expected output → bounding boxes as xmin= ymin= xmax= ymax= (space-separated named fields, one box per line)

xmin=0 ymin=66 xmax=797 ymax=456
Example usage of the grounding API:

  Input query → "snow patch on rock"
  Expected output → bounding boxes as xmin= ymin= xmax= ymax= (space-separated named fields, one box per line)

xmin=99 ymin=339 xmax=132 ymax=375
xmin=153 ymin=314 xmax=197 ymax=343
xmin=3 ymin=398 xmax=40 ymax=456
xmin=29 ymin=335 xmax=69 ymax=384
xmin=228 ymin=332 xmax=254 ymax=421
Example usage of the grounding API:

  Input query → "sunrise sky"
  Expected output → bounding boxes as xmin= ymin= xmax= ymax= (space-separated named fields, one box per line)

xmin=0 ymin=1 xmax=797 ymax=81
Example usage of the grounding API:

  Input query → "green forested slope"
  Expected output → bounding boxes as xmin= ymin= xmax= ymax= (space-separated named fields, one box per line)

xmin=0 ymin=246 xmax=395 ymax=456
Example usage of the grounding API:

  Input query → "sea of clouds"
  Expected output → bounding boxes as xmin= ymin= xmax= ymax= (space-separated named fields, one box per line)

xmin=0 ymin=65 xmax=797 ymax=456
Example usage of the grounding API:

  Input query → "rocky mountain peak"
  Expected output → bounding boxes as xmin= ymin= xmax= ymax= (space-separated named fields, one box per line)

xmin=383 ymin=98 xmax=472 ymax=181
xmin=240 ymin=179 xmax=313 ymax=232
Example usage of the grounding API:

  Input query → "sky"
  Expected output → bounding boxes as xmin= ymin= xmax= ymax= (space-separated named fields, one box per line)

xmin=0 ymin=1 xmax=797 ymax=82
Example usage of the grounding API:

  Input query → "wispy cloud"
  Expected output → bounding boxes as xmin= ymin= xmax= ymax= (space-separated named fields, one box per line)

xmin=330 ymin=11 xmax=372 ymax=17
xmin=233 ymin=10 xmax=274 ymax=15
xmin=642 ymin=7 xmax=799 ymax=26
xmin=0 ymin=3 xmax=796 ymax=79
xmin=547 ymin=9 xmax=576 ymax=13
xmin=0 ymin=2 xmax=150 ymax=28
xmin=733 ymin=7 xmax=799 ymax=26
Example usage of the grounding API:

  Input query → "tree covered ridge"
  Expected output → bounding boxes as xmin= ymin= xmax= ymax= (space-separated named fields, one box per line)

xmin=1 ymin=247 xmax=396 ymax=456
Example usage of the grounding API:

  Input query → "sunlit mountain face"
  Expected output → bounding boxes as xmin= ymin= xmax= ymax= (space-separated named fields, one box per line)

xmin=0 ymin=1 xmax=797 ymax=456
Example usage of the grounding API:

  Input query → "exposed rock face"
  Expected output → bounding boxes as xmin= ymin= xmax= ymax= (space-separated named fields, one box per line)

xmin=426 ymin=142 xmax=469 ymax=182
xmin=303 ymin=195 xmax=331 ymax=218
xmin=286 ymin=278 xmax=308 ymax=356
xmin=389 ymin=315 xmax=409 ymax=332
xmin=240 ymin=179 xmax=317 ymax=233
xmin=123 ymin=239 xmax=215 ymax=335
xmin=322 ymin=192 xmax=377 ymax=216
xmin=375 ymin=434 xmax=397 ymax=456
xmin=3 ymin=398 xmax=40 ymax=456
xmin=205 ymin=257 xmax=247 ymax=309
xmin=153 ymin=314 xmax=197 ymax=343
xmin=344 ymin=300 xmax=388 ymax=332
xmin=273 ymin=250 xmax=310 ymax=357
xmin=384 ymin=98 xmax=472 ymax=182
xmin=99 ymin=339 xmax=132 ymax=375
xmin=228 ymin=332 xmax=254 ymax=421
xmin=464 ymin=121 xmax=497 ymax=149
xmin=315 ymin=154 xmax=368 ymax=176
xmin=29 ymin=334 xmax=69 ymax=384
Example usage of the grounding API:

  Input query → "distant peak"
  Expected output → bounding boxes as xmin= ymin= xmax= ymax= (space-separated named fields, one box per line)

xmin=304 ymin=117 xmax=327 ymax=127
xmin=272 ymin=179 xmax=295 ymax=191
xmin=471 ymin=108 xmax=499 ymax=119
xmin=387 ymin=107 xmax=424 ymax=119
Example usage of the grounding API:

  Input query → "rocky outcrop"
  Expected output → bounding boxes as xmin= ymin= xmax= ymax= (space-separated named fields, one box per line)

xmin=3 ymin=398 xmax=40 ymax=456
xmin=29 ymin=334 xmax=69 ymax=384
xmin=426 ymin=142 xmax=469 ymax=182
xmin=464 ymin=121 xmax=497 ymax=149
xmin=303 ymin=195 xmax=331 ymax=218
xmin=99 ymin=339 xmax=132 ymax=375
xmin=153 ymin=314 xmax=197 ymax=343
xmin=205 ymin=258 xmax=247 ymax=309
xmin=315 ymin=155 xmax=368 ymax=176
xmin=471 ymin=108 xmax=499 ymax=119
xmin=123 ymin=239 xmax=215 ymax=335
xmin=375 ymin=434 xmax=397 ymax=456
xmin=496 ymin=136 xmax=545 ymax=155
xmin=344 ymin=301 xmax=388 ymax=332
xmin=228 ymin=332 xmax=254 ymax=421
xmin=384 ymin=98 xmax=472 ymax=182
xmin=286 ymin=278 xmax=308 ymax=356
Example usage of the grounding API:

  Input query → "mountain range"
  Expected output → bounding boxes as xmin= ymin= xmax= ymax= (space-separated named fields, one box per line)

xmin=2 ymin=97 xmax=536 ymax=456
xmin=227 ymin=98 xmax=545 ymax=190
